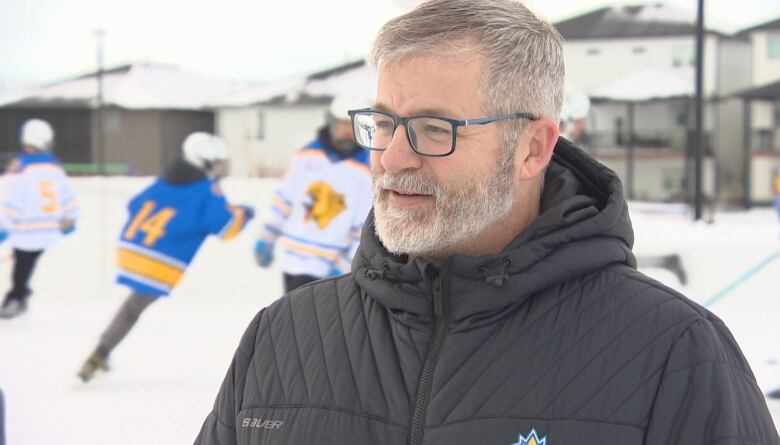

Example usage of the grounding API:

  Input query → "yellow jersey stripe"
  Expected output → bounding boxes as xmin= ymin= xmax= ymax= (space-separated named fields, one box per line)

xmin=280 ymin=238 xmax=340 ymax=261
xmin=221 ymin=207 xmax=246 ymax=240
xmin=117 ymin=248 xmax=184 ymax=287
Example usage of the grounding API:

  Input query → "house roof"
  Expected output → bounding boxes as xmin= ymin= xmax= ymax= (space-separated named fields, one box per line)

xmin=0 ymin=64 xmax=250 ymax=110
xmin=734 ymin=79 xmax=780 ymax=100
xmin=588 ymin=67 xmax=694 ymax=101
xmin=211 ymin=59 xmax=376 ymax=108
xmin=737 ymin=17 xmax=780 ymax=36
xmin=554 ymin=3 xmax=726 ymax=40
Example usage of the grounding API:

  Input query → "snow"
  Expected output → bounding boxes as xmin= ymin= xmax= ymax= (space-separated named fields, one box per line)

xmin=0 ymin=177 xmax=779 ymax=444
xmin=210 ymin=61 xmax=377 ymax=108
xmin=587 ymin=67 xmax=695 ymax=101
xmin=0 ymin=64 xmax=251 ymax=110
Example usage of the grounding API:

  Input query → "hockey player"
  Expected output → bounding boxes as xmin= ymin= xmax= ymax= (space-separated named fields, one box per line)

xmin=559 ymin=88 xmax=688 ymax=285
xmin=77 ymin=132 xmax=254 ymax=382
xmin=559 ymin=85 xmax=591 ymax=143
xmin=253 ymin=93 xmax=373 ymax=292
xmin=0 ymin=119 xmax=78 ymax=319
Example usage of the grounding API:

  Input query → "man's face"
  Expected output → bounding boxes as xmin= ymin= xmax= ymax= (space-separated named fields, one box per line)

xmin=330 ymin=119 xmax=357 ymax=152
xmin=371 ymin=54 xmax=517 ymax=258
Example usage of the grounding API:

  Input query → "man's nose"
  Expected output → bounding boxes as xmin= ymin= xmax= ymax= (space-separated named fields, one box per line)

xmin=377 ymin=124 xmax=422 ymax=173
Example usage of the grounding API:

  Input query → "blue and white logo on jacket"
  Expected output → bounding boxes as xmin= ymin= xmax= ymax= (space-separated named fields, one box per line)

xmin=510 ymin=428 xmax=547 ymax=445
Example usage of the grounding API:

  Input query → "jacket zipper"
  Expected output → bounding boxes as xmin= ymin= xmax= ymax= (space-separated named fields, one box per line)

xmin=408 ymin=272 xmax=449 ymax=445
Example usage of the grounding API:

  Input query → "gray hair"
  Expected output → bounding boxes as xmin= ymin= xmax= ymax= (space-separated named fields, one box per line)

xmin=371 ymin=0 xmax=565 ymax=151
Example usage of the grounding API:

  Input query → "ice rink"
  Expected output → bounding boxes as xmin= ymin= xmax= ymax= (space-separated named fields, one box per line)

xmin=1 ymin=177 xmax=779 ymax=444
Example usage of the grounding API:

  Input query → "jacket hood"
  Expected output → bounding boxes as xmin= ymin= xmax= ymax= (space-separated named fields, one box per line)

xmin=352 ymin=137 xmax=636 ymax=326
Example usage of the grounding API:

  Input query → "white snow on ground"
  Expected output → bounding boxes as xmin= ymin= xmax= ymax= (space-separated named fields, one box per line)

xmin=0 ymin=178 xmax=778 ymax=444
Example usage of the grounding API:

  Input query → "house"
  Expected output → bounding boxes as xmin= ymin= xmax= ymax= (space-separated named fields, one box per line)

xmin=211 ymin=60 xmax=376 ymax=176
xmin=555 ymin=3 xmax=752 ymax=204
xmin=0 ymin=64 xmax=246 ymax=175
xmin=733 ymin=18 xmax=780 ymax=204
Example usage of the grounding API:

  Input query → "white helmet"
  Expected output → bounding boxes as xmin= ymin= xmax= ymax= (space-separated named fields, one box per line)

xmin=20 ymin=119 xmax=54 ymax=151
xmin=560 ymin=86 xmax=591 ymax=123
xmin=182 ymin=132 xmax=229 ymax=173
xmin=328 ymin=92 xmax=373 ymax=121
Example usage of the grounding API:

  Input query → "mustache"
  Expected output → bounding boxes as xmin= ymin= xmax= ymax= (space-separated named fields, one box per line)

xmin=372 ymin=172 xmax=439 ymax=196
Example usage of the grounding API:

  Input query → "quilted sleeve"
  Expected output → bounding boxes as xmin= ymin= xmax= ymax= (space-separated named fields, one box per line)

xmin=195 ymin=309 xmax=265 ymax=444
xmin=644 ymin=316 xmax=779 ymax=444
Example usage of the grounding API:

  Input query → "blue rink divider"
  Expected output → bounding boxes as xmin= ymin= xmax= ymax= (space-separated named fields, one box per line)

xmin=704 ymin=250 xmax=780 ymax=308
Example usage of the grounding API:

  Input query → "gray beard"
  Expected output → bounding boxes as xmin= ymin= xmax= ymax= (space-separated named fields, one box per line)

xmin=372 ymin=150 xmax=515 ymax=258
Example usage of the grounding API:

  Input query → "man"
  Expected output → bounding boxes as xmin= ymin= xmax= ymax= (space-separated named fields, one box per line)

xmin=0 ymin=119 xmax=78 ymax=319
xmin=197 ymin=1 xmax=779 ymax=444
xmin=253 ymin=93 xmax=372 ymax=292
xmin=78 ymin=132 xmax=253 ymax=382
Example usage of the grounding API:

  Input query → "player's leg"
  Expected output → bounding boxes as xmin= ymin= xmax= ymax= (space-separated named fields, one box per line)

xmin=0 ymin=249 xmax=44 ymax=318
xmin=78 ymin=292 xmax=157 ymax=382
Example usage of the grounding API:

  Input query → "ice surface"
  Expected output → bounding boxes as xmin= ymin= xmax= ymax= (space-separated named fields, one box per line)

xmin=0 ymin=178 xmax=778 ymax=443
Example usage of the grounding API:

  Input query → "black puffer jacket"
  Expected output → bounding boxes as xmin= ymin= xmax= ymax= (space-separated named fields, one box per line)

xmin=196 ymin=138 xmax=779 ymax=444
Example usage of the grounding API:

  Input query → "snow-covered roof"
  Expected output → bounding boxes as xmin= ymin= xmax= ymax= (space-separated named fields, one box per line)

xmin=587 ymin=67 xmax=694 ymax=101
xmin=210 ymin=60 xmax=377 ymax=108
xmin=0 ymin=64 xmax=251 ymax=110
xmin=555 ymin=3 xmax=729 ymax=40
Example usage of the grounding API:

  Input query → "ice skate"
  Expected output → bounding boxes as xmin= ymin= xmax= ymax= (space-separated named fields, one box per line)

xmin=662 ymin=254 xmax=687 ymax=286
xmin=0 ymin=297 xmax=28 ymax=319
xmin=77 ymin=351 xmax=109 ymax=383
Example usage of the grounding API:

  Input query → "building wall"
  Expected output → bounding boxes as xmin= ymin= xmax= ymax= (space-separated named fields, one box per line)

xmin=93 ymin=107 xmax=213 ymax=176
xmin=750 ymin=152 xmax=780 ymax=202
xmin=564 ymin=35 xmax=720 ymax=94
xmin=217 ymin=103 xmax=328 ymax=177
xmin=596 ymin=153 xmax=716 ymax=202
xmin=0 ymin=107 xmax=92 ymax=164
xmin=751 ymin=30 xmax=780 ymax=85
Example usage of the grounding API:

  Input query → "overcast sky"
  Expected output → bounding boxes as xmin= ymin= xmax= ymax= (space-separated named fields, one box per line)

xmin=1 ymin=0 xmax=779 ymax=87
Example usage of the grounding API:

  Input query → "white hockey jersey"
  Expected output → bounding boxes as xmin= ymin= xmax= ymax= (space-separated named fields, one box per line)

xmin=257 ymin=140 xmax=372 ymax=278
xmin=1 ymin=152 xmax=78 ymax=251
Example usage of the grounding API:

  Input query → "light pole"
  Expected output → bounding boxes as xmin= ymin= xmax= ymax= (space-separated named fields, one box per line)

xmin=95 ymin=29 xmax=105 ymax=176
xmin=693 ymin=0 xmax=705 ymax=220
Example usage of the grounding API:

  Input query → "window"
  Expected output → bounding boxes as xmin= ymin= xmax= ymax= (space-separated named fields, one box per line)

xmin=672 ymin=45 xmax=694 ymax=67
xmin=632 ymin=46 xmax=646 ymax=54
xmin=774 ymin=102 xmax=780 ymax=126
xmin=587 ymin=48 xmax=601 ymax=56
xmin=245 ymin=110 xmax=265 ymax=140
xmin=769 ymin=35 xmax=780 ymax=60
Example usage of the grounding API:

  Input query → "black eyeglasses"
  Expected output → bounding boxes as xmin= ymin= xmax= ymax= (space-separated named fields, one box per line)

xmin=347 ymin=108 xmax=538 ymax=157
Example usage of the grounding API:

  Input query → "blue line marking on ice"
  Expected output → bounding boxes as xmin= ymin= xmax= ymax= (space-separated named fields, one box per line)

xmin=704 ymin=250 xmax=780 ymax=308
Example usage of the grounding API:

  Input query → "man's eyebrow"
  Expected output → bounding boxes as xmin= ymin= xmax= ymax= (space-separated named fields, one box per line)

xmin=371 ymin=103 xmax=457 ymax=118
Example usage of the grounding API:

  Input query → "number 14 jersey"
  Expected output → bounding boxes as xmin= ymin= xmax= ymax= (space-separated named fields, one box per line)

xmin=116 ymin=177 xmax=246 ymax=297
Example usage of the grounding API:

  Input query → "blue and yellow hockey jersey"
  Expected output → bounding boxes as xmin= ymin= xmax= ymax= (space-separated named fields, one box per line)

xmin=116 ymin=176 xmax=248 ymax=297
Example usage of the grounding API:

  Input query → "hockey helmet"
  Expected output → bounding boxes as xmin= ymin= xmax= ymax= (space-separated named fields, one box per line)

xmin=20 ymin=119 xmax=54 ymax=151
xmin=182 ymin=132 xmax=229 ymax=176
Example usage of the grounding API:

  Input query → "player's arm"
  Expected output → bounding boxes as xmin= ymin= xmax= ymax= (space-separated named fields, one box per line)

xmin=204 ymin=183 xmax=253 ymax=241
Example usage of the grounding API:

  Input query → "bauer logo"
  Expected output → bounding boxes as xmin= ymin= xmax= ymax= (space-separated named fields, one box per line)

xmin=241 ymin=418 xmax=284 ymax=430
xmin=509 ymin=428 xmax=547 ymax=445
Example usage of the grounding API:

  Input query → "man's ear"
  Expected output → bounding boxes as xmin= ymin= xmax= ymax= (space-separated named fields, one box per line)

xmin=516 ymin=117 xmax=559 ymax=181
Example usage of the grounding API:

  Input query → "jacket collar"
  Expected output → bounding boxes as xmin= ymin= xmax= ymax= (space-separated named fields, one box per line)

xmin=352 ymin=138 xmax=635 ymax=325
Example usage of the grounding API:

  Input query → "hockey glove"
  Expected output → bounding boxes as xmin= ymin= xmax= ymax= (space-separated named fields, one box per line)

xmin=60 ymin=218 xmax=76 ymax=235
xmin=238 ymin=205 xmax=255 ymax=222
xmin=254 ymin=240 xmax=274 ymax=267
